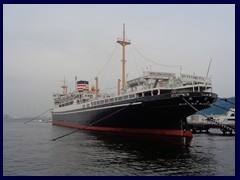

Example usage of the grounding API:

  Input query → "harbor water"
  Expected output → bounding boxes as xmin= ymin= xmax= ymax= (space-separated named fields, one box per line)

xmin=3 ymin=118 xmax=235 ymax=176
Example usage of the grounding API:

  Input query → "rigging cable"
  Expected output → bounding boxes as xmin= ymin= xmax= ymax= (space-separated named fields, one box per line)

xmin=129 ymin=45 xmax=141 ymax=76
xmin=106 ymin=48 xmax=119 ymax=93
xmin=88 ymin=43 xmax=118 ymax=83
xmin=131 ymin=43 xmax=181 ymax=68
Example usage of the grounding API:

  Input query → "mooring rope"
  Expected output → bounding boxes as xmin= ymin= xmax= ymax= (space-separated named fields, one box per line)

xmin=51 ymin=129 xmax=80 ymax=141
xmin=181 ymin=97 xmax=234 ymax=132
xmin=89 ymin=99 xmax=138 ymax=126
xmin=50 ymin=99 xmax=140 ymax=141
xmin=24 ymin=108 xmax=52 ymax=124
xmin=181 ymin=97 xmax=207 ymax=118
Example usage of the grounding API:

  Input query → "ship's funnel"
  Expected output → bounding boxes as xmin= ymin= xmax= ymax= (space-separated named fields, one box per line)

xmin=76 ymin=80 xmax=89 ymax=92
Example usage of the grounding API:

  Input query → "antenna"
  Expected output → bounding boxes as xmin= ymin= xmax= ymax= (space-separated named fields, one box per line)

xmin=206 ymin=58 xmax=212 ymax=78
xmin=205 ymin=58 xmax=212 ymax=90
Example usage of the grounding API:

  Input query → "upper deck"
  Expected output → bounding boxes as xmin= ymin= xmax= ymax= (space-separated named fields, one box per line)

xmin=52 ymin=70 xmax=213 ymax=112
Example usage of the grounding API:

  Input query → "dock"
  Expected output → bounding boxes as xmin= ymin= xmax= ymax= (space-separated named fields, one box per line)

xmin=187 ymin=109 xmax=235 ymax=135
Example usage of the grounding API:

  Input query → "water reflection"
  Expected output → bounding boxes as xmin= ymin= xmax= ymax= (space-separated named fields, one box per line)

xmin=49 ymin=129 xmax=232 ymax=175
xmin=4 ymin=120 xmax=234 ymax=175
xmin=85 ymin=131 xmax=192 ymax=159
xmin=78 ymin=131 xmax=195 ymax=175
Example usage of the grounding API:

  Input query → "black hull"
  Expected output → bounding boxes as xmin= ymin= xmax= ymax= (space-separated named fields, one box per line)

xmin=52 ymin=92 xmax=217 ymax=137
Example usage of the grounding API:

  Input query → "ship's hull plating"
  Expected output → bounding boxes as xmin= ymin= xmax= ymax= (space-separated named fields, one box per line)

xmin=52 ymin=92 xmax=217 ymax=137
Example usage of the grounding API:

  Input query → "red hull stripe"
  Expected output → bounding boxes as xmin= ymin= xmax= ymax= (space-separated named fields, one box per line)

xmin=53 ymin=121 xmax=192 ymax=137
xmin=76 ymin=84 xmax=88 ymax=90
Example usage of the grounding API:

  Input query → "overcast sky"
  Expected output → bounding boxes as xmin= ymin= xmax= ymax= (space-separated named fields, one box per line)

xmin=3 ymin=4 xmax=235 ymax=117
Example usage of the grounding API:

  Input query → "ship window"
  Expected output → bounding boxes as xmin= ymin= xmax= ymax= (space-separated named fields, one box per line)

xmin=118 ymin=97 xmax=122 ymax=100
xmin=231 ymin=113 xmax=235 ymax=117
xmin=105 ymin=99 xmax=109 ymax=103
xmin=123 ymin=95 xmax=128 ymax=100
xmin=101 ymin=100 xmax=104 ymax=104
xmin=115 ymin=98 xmax=118 ymax=101
xmin=144 ymin=91 xmax=151 ymax=96
xmin=160 ymin=90 xmax=171 ymax=94
xmin=129 ymin=94 xmax=135 ymax=98
xmin=87 ymin=104 xmax=90 ymax=107
xmin=153 ymin=90 xmax=158 ymax=96
xmin=110 ymin=98 xmax=114 ymax=102
xmin=97 ymin=101 xmax=100 ymax=105
xmin=94 ymin=102 xmax=96 ymax=106
xmin=83 ymin=105 xmax=85 ymax=108
xmin=91 ymin=102 xmax=93 ymax=106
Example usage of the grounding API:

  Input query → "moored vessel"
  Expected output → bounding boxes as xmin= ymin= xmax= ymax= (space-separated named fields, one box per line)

xmin=52 ymin=24 xmax=218 ymax=137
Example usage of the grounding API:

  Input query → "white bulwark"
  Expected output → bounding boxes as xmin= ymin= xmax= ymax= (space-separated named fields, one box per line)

xmin=180 ymin=74 xmax=211 ymax=84
xmin=143 ymin=71 xmax=176 ymax=79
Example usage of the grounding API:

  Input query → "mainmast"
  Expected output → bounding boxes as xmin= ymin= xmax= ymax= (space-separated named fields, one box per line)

xmin=117 ymin=23 xmax=131 ymax=94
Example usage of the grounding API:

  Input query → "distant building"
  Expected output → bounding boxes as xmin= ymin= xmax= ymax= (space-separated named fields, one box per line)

xmin=4 ymin=114 xmax=12 ymax=120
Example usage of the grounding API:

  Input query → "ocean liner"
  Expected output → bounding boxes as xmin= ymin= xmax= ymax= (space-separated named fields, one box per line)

xmin=51 ymin=24 xmax=217 ymax=137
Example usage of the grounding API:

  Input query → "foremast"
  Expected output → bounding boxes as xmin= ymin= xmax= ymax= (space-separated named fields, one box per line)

xmin=61 ymin=77 xmax=68 ymax=95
